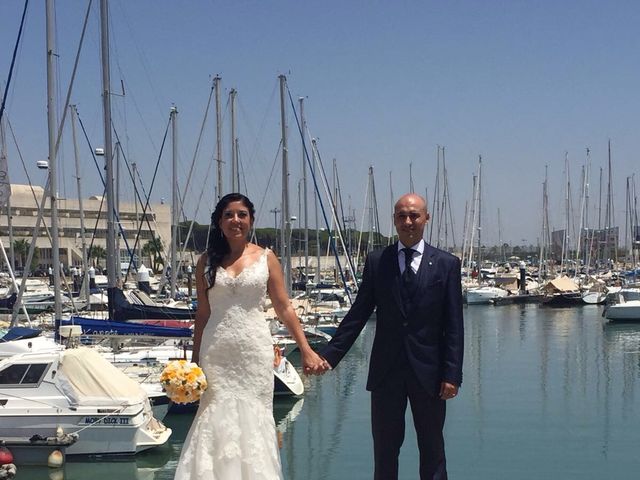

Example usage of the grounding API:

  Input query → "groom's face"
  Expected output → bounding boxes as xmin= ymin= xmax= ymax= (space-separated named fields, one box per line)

xmin=394 ymin=195 xmax=429 ymax=246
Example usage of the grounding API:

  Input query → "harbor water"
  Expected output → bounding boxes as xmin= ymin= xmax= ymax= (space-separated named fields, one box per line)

xmin=11 ymin=304 xmax=640 ymax=479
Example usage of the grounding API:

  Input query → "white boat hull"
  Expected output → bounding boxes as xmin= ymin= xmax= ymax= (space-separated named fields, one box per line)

xmin=466 ymin=286 xmax=509 ymax=305
xmin=605 ymin=300 xmax=640 ymax=321
xmin=0 ymin=408 xmax=168 ymax=455
xmin=0 ymin=349 xmax=171 ymax=456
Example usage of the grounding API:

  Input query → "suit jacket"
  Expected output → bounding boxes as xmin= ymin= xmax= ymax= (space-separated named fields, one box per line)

xmin=321 ymin=241 xmax=464 ymax=394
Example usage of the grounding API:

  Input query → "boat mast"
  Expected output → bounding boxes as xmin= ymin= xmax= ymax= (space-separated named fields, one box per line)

xmin=70 ymin=105 xmax=91 ymax=304
xmin=214 ymin=75 xmax=223 ymax=200
xmin=0 ymin=114 xmax=15 ymax=272
xmin=559 ymin=153 xmax=568 ymax=275
xmin=46 ymin=0 xmax=63 ymax=320
xmin=604 ymin=139 xmax=615 ymax=263
xmin=299 ymin=97 xmax=309 ymax=280
xmin=476 ymin=155 xmax=482 ymax=281
xmin=100 ymin=0 xmax=118 ymax=318
xmin=279 ymin=75 xmax=291 ymax=295
xmin=430 ymin=146 xmax=441 ymax=246
xmin=312 ymin=138 xmax=321 ymax=283
xmin=230 ymin=88 xmax=239 ymax=192
xmin=170 ymin=105 xmax=178 ymax=298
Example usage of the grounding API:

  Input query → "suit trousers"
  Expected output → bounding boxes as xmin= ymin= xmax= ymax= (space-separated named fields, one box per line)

xmin=370 ymin=350 xmax=447 ymax=480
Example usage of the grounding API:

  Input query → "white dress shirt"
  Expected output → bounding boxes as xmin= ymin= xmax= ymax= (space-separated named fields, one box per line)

xmin=397 ymin=239 xmax=424 ymax=275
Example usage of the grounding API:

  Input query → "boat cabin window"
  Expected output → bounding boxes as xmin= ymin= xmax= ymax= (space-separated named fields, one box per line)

xmin=0 ymin=363 xmax=50 ymax=386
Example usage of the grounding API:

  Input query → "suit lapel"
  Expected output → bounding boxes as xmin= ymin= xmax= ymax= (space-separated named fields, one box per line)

xmin=415 ymin=244 xmax=436 ymax=288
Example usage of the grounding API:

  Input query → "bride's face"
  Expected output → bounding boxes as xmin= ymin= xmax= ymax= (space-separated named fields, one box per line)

xmin=219 ymin=201 xmax=253 ymax=240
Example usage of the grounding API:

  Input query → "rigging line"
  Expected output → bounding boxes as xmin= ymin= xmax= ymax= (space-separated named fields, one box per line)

xmin=111 ymin=119 xmax=172 ymax=276
xmin=238 ymin=80 xmax=279 ymax=167
xmin=356 ymin=178 xmax=370 ymax=267
xmin=239 ymin=147 xmax=249 ymax=196
xmin=285 ymin=86 xmax=356 ymax=296
xmin=75 ymin=109 xmax=110 ymax=267
xmin=6 ymin=119 xmax=55 ymax=323
xmin=284 ymin=89 xmax=354 ymax=295
xmin=183 ymin=82 xmax=215 ymax=209
xmin=0 ymin=0 xmax=29 ymax=125
xmin=76 ymin=111 xmax=140 ymax=281
xmin=112 ymin=0 xmax=165 ymax=118
xmin=55 ymin=0 xmax=94 ymax=199
xmin=5 ymin=119 xmax=64 ymax=302
xmin=254 ymin=140 xmax=283 ymax=235
xmin=287 ymin=85 xmax=357 ymax=284
xmin=179 ymin=157 xmax=215 ymax=258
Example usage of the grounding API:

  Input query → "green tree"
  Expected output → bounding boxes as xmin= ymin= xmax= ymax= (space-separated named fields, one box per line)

xmin=143 ymin=237 xmax=165 ymax=273
xmin=89 ymin=245 xmax=107 ymax=268
xmin=13 ymin=239 xmax=30 ymax=268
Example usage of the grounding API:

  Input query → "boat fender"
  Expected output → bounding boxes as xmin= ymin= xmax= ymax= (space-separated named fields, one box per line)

xmin=47 ymin=450 xmax=64 ymax=468
xmin=0 ymin=446 xmax=13 ymax=466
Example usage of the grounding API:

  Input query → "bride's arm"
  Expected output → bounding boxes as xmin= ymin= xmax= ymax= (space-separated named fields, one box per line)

xmin=266 ymin=250 xmax=328 ymax=374
xmin=191 ymin=253 xmax=211 ymax=365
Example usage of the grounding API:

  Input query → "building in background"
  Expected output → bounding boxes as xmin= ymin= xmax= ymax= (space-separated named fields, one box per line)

xmin=0 ymin=184 xmax=170 ymax=273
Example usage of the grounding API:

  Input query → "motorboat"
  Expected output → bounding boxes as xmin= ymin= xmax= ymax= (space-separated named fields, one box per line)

xmin=0 ymin=327 xmax=62 ymax=360
xmin=465 ymin=285 xmax=509 ymax=305
xmin=273 ymin=353 xmax=304 ymax=396
xmin=604 ymin=289 xmax=640 ymax=321
xmin=0 ymin=347 xmax=171 ymax=456
xmin=0 ymin=328 xmax=174 ymax=420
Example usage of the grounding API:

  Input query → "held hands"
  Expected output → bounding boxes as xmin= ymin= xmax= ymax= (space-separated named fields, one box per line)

xmin=439 ymin=381 xmax=459 ymax=400
xmin=301 ymin=348 xmax=331 ymax=376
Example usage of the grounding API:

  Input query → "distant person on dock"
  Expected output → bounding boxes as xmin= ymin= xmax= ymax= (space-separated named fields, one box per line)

xmin=320 ymin=193 xmax=464 ymax=480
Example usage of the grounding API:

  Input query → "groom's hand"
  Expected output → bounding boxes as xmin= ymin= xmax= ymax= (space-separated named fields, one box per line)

xmin=439 ymin=382 xmax=459 ymax=400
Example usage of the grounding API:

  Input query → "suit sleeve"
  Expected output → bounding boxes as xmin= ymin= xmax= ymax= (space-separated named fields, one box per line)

xmin=442 ymin=255 xmax=464 ymax=386
xmin=320 ymin=253 xmax=377 ymax=368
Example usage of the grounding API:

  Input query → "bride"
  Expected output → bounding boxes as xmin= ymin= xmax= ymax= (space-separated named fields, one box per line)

xmin=174 ymin=193 xmax=328 ymax=480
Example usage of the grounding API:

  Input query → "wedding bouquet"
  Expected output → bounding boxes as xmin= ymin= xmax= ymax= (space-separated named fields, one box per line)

xmin=160 ymin=360 xmax=208 ymax=404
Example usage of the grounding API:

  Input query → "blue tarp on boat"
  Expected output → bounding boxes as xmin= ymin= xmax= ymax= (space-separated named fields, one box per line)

xmin=0 ymin=326 xmax=42 ymax=342
xmin=62 ymin=317 xmax=192 ymax=338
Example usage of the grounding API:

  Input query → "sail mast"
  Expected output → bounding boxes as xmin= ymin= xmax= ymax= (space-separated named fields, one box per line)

xmin=46 ymin=0 xmax=63 ymax=320
xmin=100 ymin=0 xmax=118 ymax=321
xmin=299 ymin=97 xmax=309 ymax=279
xmin=230 ymin=88 xmax=238 ymax=192
xmin=279 ymin=75 xmax=291 ymax=295
xmin=214 ymin=75 xmax=223 ymax=200
xmin=170 ymin=105 xmax=178 ymax=298
xmin=70 ymin=105 xmax=91 ymax=304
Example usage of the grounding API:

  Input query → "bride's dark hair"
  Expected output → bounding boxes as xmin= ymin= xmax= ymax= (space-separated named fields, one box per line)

xmin=205 ymin=193 xmax=256 ymax=290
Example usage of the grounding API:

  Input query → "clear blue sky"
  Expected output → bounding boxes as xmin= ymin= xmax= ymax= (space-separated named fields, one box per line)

xmin=2 ymin=0 xmax=639 ymax=249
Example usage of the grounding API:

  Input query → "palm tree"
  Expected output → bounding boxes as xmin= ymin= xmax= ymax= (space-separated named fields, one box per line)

xmin=13 ymin=239 xmax=30 ymax=268
xmin=89 ymin=245 xmax=107 ymax=268
xmin=143 ymin=237 xmax=165 ymax=273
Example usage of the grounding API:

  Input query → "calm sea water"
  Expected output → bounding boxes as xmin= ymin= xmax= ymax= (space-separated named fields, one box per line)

xmin=12 ymin=304 xmax=640 ymax=479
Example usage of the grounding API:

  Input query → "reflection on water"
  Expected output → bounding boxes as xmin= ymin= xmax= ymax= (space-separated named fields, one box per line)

xmin=12 ymin=311 xmax=640 ymax=479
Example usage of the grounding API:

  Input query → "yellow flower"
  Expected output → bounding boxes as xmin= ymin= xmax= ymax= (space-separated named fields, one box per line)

xmin=160 ymin=360 xmax=208 ymax=404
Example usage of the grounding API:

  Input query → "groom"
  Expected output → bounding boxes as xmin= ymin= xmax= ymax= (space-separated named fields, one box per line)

xmin=320 ymin=193 xmax=464 ymax=480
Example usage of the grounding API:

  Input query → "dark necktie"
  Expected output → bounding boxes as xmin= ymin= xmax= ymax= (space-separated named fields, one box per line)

xmin=401 ymin=248 xmax=416 ymax=287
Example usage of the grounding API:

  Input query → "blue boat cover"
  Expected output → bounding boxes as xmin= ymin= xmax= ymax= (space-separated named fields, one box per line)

xmin=0 ymin=326 xmax=42 ymax=342
xmin=62 ymin=317 xmax=192 ymax=338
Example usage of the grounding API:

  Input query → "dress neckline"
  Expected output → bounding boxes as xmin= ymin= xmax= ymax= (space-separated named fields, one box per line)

xmin=218 ymin=248 xmax=267 ymax=280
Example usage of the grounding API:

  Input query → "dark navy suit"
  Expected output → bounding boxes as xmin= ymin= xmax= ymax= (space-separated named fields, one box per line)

xmin=321 ymin=241 xmax=464 ymax=479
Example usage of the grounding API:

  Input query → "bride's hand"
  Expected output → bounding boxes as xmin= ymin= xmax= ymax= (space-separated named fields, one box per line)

xmin=301 ymin=349 xmax=330 ymax=376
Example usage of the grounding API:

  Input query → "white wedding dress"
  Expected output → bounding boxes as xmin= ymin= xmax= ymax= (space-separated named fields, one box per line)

xmin=175 ymin=249 xmax=283 ymax=479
